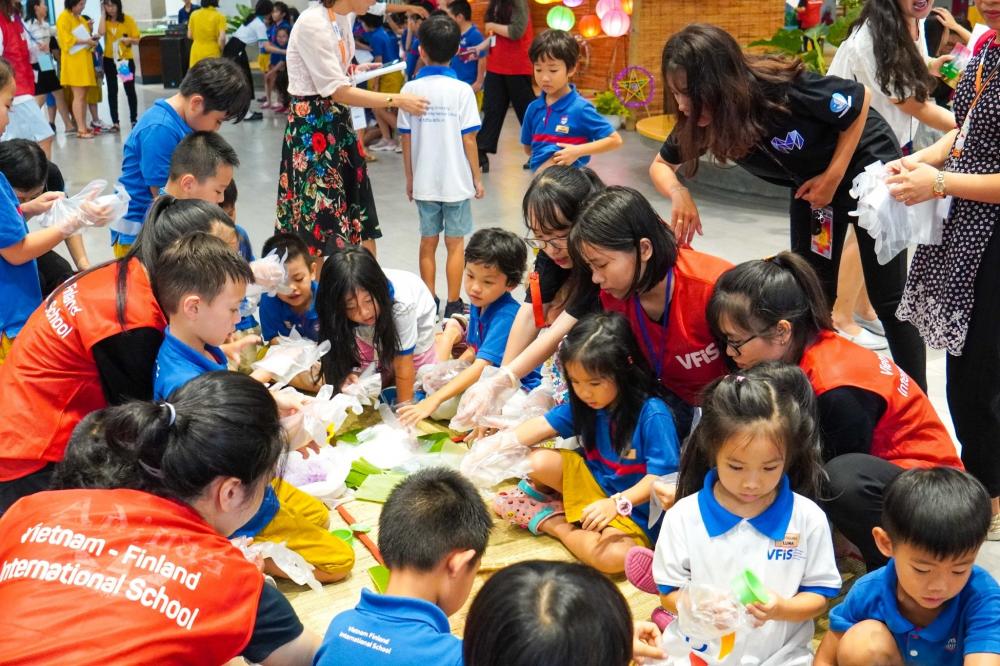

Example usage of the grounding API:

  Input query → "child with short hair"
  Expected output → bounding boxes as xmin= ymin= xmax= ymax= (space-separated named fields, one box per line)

xmin=398 ymin=227 xmax=538 ymax=425
xmin=315 ymin=467 xmax=492 ymax=665
xmin=653 ymin=363 xmax=840 ymax=665
xmin=521 ymin=30 xmax=622 ymax=172
xmin=362 ymin=12 xmax=404 ymax=152
xmin=815 ymin=468 xmax=1000 ymax=666
xmin=114 ymin=57 xmax=251 ymax=256
xmin=445 ymin=2 xmax=485 ymax=108
xmin=258 ymin=232 xmax=319 ymax=342
xmin=399 ymin=14 xmax=483 ymax=319
xmin=164 ymin=130 xmax=238 ymax=204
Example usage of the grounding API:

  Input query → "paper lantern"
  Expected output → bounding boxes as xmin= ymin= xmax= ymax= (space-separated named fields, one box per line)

xmin=601 ymin=8 xmax=630 ymax=37
xmin=578 ymin=14 xmax=602 ymax=38
xmin=547 ymin=5 xmax=576 ymax=30
xmin=621 ymin=0 xmax=633 ymax=14
xmin=535 ymin=0 xmax=562 ymax=4
xmin=595 ymin=0 xmax=619 ymax=19
xmin=563 ymin=0 xmax=584 ymax=6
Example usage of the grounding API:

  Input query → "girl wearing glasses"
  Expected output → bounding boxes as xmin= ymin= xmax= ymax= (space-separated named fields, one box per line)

xmin=707 ymin=251 xmax=961 ymax=571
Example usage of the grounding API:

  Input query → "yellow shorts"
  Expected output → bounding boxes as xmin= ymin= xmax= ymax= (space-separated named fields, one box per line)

xmin=380 ymin=70 xmax=404 ymax=95
xmin=0 ymin=333 xmax=14 ymax=366
xmin=559 ymin=449 xmax=650 ymax=547
xmin=86 ymin=84 xmax=101 ymax=105
xmin=112 ymin=241 xmax=132 ymax=259
xmin=476 ymin=89 xmax=484 ymax=111
xmin=257 ymin=52 xmax=269 ymax=73
xmin=255 ymin=479 xmax=355 ymax=577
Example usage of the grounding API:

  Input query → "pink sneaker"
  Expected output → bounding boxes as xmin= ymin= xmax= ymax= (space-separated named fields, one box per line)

xmin=624 ymin=546 xmax=658 ymax=594
xmin=261 ymin=101 xmax=273 ymax=109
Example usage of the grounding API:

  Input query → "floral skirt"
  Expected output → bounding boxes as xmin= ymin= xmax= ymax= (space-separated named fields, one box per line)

xmin=276 ymin=96 xmax=381 ymax=254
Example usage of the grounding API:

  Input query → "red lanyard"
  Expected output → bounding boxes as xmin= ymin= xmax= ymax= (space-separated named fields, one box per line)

xmin=529 ymin=272 xmax=546 ymax=328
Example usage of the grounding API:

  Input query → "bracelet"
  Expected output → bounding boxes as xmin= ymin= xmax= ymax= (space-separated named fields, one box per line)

xmin=385 ymin=95 xmax=394 ymax=107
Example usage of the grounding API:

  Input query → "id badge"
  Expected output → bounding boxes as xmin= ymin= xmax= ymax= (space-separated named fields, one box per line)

xmin=952 ymin=114 xmax=970 ymax=158
xmin=350 ymin=106 xmax=367 ymax=131
xmin=37 ymin=53 xmax=55 ymax=72
xmin=811 ymin=206 xmax=834 ymax=259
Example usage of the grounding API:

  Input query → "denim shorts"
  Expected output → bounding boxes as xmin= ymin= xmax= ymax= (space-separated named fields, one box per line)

xmin=416 ymin=199 xmax=473 ymax=238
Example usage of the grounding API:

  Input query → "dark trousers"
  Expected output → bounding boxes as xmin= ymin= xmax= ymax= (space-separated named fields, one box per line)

xmin=947 ymin=224 xmax=1000 ymax=496
xmin=477 ymin=71 xmax=534 ymax=155
xmin=789 ymin=193 xmax=927 ymax=391
xmin=36 ymin=250 xmax=74 ymax=297
xmin=103 ymin=57 xmax=137 ymax=125
xmin=223 ymin=38 xmax=255 ymax=98
xmin=0 ymin=463 xmax=55 ymax=516
xmin=820 ymin=453 xmax=904 ymax=570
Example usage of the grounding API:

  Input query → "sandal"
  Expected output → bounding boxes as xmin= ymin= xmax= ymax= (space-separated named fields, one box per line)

xmin=76 ymin=131 xmax=95 ymax=139
xmin=625 ymin=546 xmax=658 ymax=595
xmin=492 ymin=490 xmax=564 ymax=535
xmin=516 ymin=478 xmax=556 ymax=503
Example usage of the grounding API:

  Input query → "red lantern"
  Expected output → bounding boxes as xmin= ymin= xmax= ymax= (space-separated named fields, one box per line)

xmin=601 ymin=8 xmax=630 ymax=37
xmin=578 ymin=14 xmax=602 ymax=38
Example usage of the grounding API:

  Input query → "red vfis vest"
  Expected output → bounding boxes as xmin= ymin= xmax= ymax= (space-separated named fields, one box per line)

xmin=0 ymin=489 xmax=264 ymax=664
xmin=0 ymin=13 xmax=35 ymax=97
xmin=799 ymin=331 xmax=962 ymax=469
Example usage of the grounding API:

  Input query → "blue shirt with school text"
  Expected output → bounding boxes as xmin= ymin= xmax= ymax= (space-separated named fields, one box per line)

xmin=0 ymin=174 xmax=41 ymax=340
xmin=520 ymin=85 xmax=615 ymax=171
xmin=451 ymin=25 xmax=484 ymax=86
xmin=544 ymin=397 xmax=680 ymax=539
xmin=315 ymin=588 xmax=463 ymax=666
xmin=466 ymin=291 xmax=541 ymax=390
xmin=259 ymin=281 xmax=319 ymax=341
xmin=153 ymin=326 xmax=228 ymax=400
xmin=367 ymin=26 xmax=399 ymax=65
xmin=116 ymin=99 xmax=193 ymax=245
xmin=829 ymin=562 xmax=1000 ymax=665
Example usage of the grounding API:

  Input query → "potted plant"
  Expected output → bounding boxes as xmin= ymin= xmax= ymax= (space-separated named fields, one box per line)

xmin=593 ymin=91 xmax=628 ymax=130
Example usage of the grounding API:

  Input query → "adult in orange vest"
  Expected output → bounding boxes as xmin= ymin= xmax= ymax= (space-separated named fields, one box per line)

xmin=707 ymin=251 xmax=962 ymax=569
xmin=0 ymin=371 xmax=317 ymax=665
xmin=0 ymin=197 xmax=238 ymax=513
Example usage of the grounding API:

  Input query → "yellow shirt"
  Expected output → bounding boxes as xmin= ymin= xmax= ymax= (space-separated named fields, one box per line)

xmin=188 ymin=6 xmax=227 ymax=66
xmin=56 ymin=10 xmax=96 ymax=88
xmin=104 ymin=15 xmax=139 ymax=61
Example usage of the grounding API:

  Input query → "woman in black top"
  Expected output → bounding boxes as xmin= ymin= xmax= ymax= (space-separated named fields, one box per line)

xmin=649 ymin=23 xmax=926 ymax=391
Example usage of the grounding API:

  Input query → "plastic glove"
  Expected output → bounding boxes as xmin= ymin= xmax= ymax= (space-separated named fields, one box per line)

xmin=35 ymin=180 xmax=128 ymax=236
xmin=252 ymin=328 xmax=331 ymax=388
xmin=675 ymin=584 xmax=748 ymax=641
xmin=250 ymin=250 xmax=293 ymax=296
xmin=341 ymin=363 xmax=382 ymax=406
xmin=416 ymin=359 xmax=472 ymax=393
xmin=459 ymin=429 xmax=531 ymax=488
xmin=450 ymin=366 xmax=520 ymax=432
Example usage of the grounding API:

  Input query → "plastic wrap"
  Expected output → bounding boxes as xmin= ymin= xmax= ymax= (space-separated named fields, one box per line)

xmin=459 ymin=430 xmax=532 ymax=488
xmin=648 ymin=472 xmax=679 ymax=528
xmin=675 ymin=584 xmax=748 ymax=641
xmin=281 ymin=445 xmax=352 ymax=504
xmin=34 ymin=179 xmax=129 ymax=235
xmin=450 ymin=366 xmax=520 ymax=431
xmin=279 ymin=385 xmax=364 ymax=449
xmin=248 ymin=250 xmax=293 ymax=297
xmin=341 ymin=364 xmax=383 ymax=406
xmin=417 ymin=359 xmax=472 ymax=392
xmin=252 ymin=328 xmax=330 ymax=388
xmin=231 ymin=539 xmax=322 ymax=591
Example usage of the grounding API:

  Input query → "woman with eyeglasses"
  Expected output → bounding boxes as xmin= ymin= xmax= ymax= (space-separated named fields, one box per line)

xmin=707 ymin=251 xmax=961 ymax=571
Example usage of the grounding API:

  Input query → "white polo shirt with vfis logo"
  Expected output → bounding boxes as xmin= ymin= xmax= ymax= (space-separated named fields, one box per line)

xmin=653 ymin=471 xmax=841 ymax=665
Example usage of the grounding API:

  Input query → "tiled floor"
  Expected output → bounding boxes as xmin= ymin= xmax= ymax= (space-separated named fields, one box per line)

xmin=52 ymin=81 xmax=998 ymax=573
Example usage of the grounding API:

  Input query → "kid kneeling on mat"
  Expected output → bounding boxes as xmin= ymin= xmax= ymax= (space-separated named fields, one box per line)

xmin=492 ymin=311 xmax=681 ymax=574
xmin=151 ymin=232 xmax=354 ymax=584
xmin=315 ymin=467 xmax=492 ymax=665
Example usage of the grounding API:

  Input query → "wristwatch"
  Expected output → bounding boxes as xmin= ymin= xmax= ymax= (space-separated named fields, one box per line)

xmin=385 ymin=95 xmax=395 ymax=107
xmin=612 ymin=493 xmax=633 ymax=517
xmin=933 ymin=170 xmax=947 ymax=199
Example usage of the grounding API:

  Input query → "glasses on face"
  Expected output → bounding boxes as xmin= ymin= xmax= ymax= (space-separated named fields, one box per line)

xmin=725 ymin=334 xmax=758 ymax=357
xmin=524 ymin=234 xmax=569 ymax=251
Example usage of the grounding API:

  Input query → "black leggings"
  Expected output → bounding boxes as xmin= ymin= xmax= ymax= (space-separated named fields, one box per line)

xmin=103 ymin=57 xmax=137 ymax=125
xmin=820 ymin=453 xmax=904 ymax=570
xmin=223 ymin=38 xmax=255 ymax=99
xmin=947 ymin=223 xmax=1000 ymax=496
xmin=789 ymin=192 xmax=927 ymax=391
xmin=477 ymin=71 xmax=534 ymax=155
xmin=0 ymin=463 xmax=54 ymax=516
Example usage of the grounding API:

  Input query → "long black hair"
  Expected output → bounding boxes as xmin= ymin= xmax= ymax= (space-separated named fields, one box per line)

xmin=569 ymin=186 xmax=678 ymax=298
xmin=47 ymin=197 xmax=235 ymax=329
xmin=851 ymin=1 xmax=934 ymax=102
xmin=707 ymin=251 xmax=832 ymax=365
xmin=24 ymin=0 xmax=46 ymax=22
xmin=558 ymin=312 xmax=667 ymax=457
xmin=54 ymin=372 xmax=285 ymax=503
xmin=483 ymin=0 xmax=514 ymax=24
xmin=463 ymin=560 xmax=633 ymax=666
xmin=316 ymin=246 xmax=399 ymax=390
xmin=0 ymin=139 xmax=48 ymax=192
xmin=676 ymin=362 xmax=825 ymax=500
xmin=522 ymin=165 xmax=604 ymax=237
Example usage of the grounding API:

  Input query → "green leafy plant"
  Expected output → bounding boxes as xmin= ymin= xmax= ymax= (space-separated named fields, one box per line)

xmin=593 ymin=90 xmax=629 ymax=118
xmin=227 ymin=3 xmax=252 ymax=33
xmin=749 ymin=0 xmax=864 ymax=73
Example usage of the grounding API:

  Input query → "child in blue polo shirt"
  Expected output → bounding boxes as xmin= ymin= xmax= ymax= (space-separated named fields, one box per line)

xmin=521 ymin=30 xmax=622 ymax=172
xmin=444 ymin=1 xmax=486 ymax=108
xmin=816 ymin=468 xmax=1000 ymax=666
xmin=114 ymin=58 xmax=251 ymax=257
xmin=397 ymin=228 xmax=536 ymax=426
xmin=258 ymin=232 xmax=319 ymax=342
xmin=315 ymin=467 xmax=492 ymax=666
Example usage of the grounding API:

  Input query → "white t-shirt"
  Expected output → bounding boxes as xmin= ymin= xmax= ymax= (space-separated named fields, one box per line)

xmin=398 ymin=67 xmax=481 ymax=202
xmin=355 ymin=269 xmax=437 ymax=356
xmin=828 ymin=19 xmax=929 ymax=147
xmin=233 ymin=15 xmax=268 ymax=45
xmin=652 ymin=472 xmax=841 ymax=666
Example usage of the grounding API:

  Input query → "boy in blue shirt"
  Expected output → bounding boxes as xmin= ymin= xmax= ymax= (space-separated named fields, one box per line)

xmin=444 ymin=1 xmax=486 ymax=108
xmin=398 ymin=228 xmax=540 ymax=426
xmin=258 ymin=232 xmax=319 ymax=342
xmin=361 ymin=12 xmax=405 ymax=152
xmin=520 ymin=30 xmax=622 ymax=172
xmin=816 ymin=468 xmax=1000 ymax=666
xmin=114 ymin=58 xmax=251 ymax=257
xmin=315 ymin=467 xmax=492 ymax=666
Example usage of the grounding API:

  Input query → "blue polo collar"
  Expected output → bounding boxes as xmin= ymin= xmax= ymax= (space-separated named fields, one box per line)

xmin=539 ymin=83 xmax=579 ymax=110
xmin=163 ymin=326 xmax=227 ymax=369
xmin=697 ymin=469 xmax=793 ymax=540
xmin=415 ymin=65 xmax=457 ymax=79
xmin=356 ymin=588 xmax=452 ymax=634
xmin=879 ymin=559 xmax=961 ymax=640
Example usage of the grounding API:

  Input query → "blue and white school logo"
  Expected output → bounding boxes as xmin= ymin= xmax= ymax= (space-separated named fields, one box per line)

xmin=770 ymin=130 xmax=804 ymax=154
xmin=830 ymin=92 xmax=852 ymax=117
xmin=945 ymin=637 xmax=958 ymax=652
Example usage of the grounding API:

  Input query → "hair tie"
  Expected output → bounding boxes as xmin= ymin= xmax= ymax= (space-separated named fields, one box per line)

xmin=734 ymin=375 xmax=746 ymax=383
xmin=162 ymin=402 xmax=176 ymax=426
xmin=627 ymin=355 xmax=634 ymax=365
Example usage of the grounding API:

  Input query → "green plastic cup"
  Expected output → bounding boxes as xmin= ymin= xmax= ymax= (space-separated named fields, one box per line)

xmin=731 ymin=569 xmax=770 ymax=605
xmin=331 ymin=528 xmax=354 ymax=546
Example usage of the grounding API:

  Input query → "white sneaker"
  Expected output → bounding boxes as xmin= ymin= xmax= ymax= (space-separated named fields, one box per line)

xmin=853 ymin=314 xmax=886 ymax=337
xmin=837 ymin=327 xmax=889 ymax=351
xmin=989 ymin=513 xmax=1000 ymax=542
xmin=372 ymin=140 xmax=398 ymax=152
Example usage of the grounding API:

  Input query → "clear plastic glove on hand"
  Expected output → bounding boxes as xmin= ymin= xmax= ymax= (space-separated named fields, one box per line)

xmin=35 ymin=179 xmax=129 ymax=236
xmin=252 ymin=327 xmax=331 ymax=388
xmin=450 ymin=365 xmax=520 ymax=432
xmin=249 ymin=250 xmax=293 ymax=296
xmin=459 ymin=429 xmax=532 ymax=488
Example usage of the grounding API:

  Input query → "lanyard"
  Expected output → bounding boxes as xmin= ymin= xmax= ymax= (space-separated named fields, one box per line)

xmin=953 ymin=35 xmax=1000 ymax=158
xmin=529 ymin=272 xmax=546 ymax=328
xmin=330 ymin=16 xmax=349 ymax=66
xmin=632 ymin=269 xmax=673 ymax=381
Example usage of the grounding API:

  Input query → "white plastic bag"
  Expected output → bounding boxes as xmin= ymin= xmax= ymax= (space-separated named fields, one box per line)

xmin=341 ymin=363 xmax=383 ymax=406
xmin=477 ymin=380 xmax=557 ymax=431
xmin=252 ymin=327 xmax=331 ymax=388
xmin=248 ymin=249 xmax=293 ymax=297
xmin=675 ymin=584 xmax=748 ymax=641
xmin=232 ymin=539 xmax=322 ymax=591
xmin=459 ymin=430 xmax=532 ymax=488
xmin=450 ymin=366 xmax=519 ymax=431
xmin=279 ymin=385 xmax=363 ymax=449
xmin=417 ymin=359 xmax=472 ymax=392
xmin=281 ymin=445 xmax=352 ymax=504
xmin=35 ymin=179 xmax=129 ymax=235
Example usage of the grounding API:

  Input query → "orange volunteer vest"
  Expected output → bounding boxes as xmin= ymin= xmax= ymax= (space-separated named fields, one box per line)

xmin=0 ymin=488 xmax=263 ymax=664
xmin=0 ymin=260 xmax=166 ymax=480
xmin=799 ymin=331 xmax=962 ymax=469
xmin=601 ymin=248 xmax=732 ymax=405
